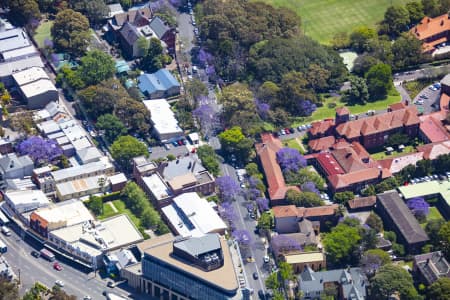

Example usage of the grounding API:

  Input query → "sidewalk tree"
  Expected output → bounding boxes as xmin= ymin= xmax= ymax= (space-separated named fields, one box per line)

xmin=0 ymin=277 xmax=19 ymax=300
xmin=51 ymin=9 xmax=90 ymax=57
xmin=197 ymin=145 xmax=220 ymax=176
xmin=265 ymin=272 xmax=280 ymax=290
xmin=96 ymin=114 xmax=127 ymax=143
xmin=110 ymin=135 xmax=148 ymax=172
xmin=215 ymin=176 xmax=240 ymax=202
xmin=218 ymin=126 xmax=254 ymax=163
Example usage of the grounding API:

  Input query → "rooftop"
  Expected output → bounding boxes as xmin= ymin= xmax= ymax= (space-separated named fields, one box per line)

xmin=273 ymin=204 xmax=338 ymax=219
xmin=143 ymin=99 xmax=182 ymax=136
xmin=414 ymin=251 xmax=450 ymax=284
xmin=138 ymin=70 xmax=180 ymax=95
xmin=51 ymin=158 xmax=113 ymax=182
xmin=419 ymin=114 xmax=450 ymax=143
xmin=255 ymin=133 xmax=300 ymax=201
xmin=31 ymin=199 xmax=93 ymax=228
xmin=76 ymin=147 xmax=103 ymax=164
xmin=398 ymin=180 xmax=450 ymax=206
xmin=0 ymin=55 xmax=44 ymax=78
xmin=161 ymin=192 xmax=227 ymax=238
xmin=308 ymin=136 xmax=336 ymax=152
xmin=284 ymin=251 xmax=325 ymax=265
xmin=56 ymin=174 xmax=106 ymax=198
xmin=347 ymin=196 xmax=377 ymax=209
xmin=149 ymin=16 xmax=170 ymax=39
xmin=377 ymin=152 xmax=424 ymax=174
xmin=142 ymin=173 xmax=172 ymax=201
xmin=0 ymin=28 xmax=33 ymax=56
xmin=417 ymin=140 xmax=450 ymax=159
xmin=309 ymin=119 xmax=334 ymax=137
xmin=5 ymin=189 xmax=50 ymax=208
xmin=161 ymin=154 xmax=206 ymax=180
xmin=377 ymin=191 xmax=429 ymax=245
xmin=410 ymin=14 xmax=450 ymax=51
xmin=142 ymin=234 xmax=238 ymax=293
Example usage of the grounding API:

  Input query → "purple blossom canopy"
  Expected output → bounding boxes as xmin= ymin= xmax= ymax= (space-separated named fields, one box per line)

xmin=51 ymin=53 xmax=60 ymax=65
xmin=255 ymin=99 xmax=270 ymax=120
xmin=271 ymin=235 xmax=302 ymax=256
xmin=216 ymin=176 xmax=241 ymax=202
xmin=301 ymin=181 xmax=320 ymax=195
xmin=407 ymin=197 xmax=429 ymax=216
xmin=256 ymin=197 xmax=269 ymax=212
xmin=219 ymin=201 xmax=237 ymax=224
xmin=248 ymin=176 xmax=260 ymax=189
xmin=276 ymin=148 xmax=307 ymax=172
xmin=193 ymin=104 xmax=215 ymax=130
xmin=198 ymin=48 xmax=214 ymax=65
xmin=232 ymin=229 xmax=252 ymax=246
xmin=18 ymin=136 xmax=62 ymax=163
xmin=248 ymin=188 xmax=261 ymax=200
xmin=298 ymin=100 xmax=317 ymax=117
xmin=44 ymin=38 xmax=53 ymax=48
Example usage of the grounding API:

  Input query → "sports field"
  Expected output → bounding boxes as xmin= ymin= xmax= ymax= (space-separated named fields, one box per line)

xmin=259 ymin=0 xmax=410 ymax=44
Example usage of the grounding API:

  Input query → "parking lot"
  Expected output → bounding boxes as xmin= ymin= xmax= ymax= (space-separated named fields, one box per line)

xmin=412 ymin=82 xmax=441 ymax=115
xmin=409 ymin=173 xmax=450 ymax=185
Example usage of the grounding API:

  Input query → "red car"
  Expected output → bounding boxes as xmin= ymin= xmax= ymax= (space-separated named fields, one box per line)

xmin=53 ymin=262 xmax=63 ymax=271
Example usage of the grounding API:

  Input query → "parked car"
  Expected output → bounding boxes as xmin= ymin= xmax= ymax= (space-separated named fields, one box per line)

xmin=1 ymin=226 xmax=11 ymax=236
xmin=240 ymin=183 xmax=246 ymax=188
xmin=289 ymin=128 xmax=295 ymax=134
xmin=55 ymin=280 xmax=64 ymax=287
xmin=263 ymin=256 xmax=270 ymax=263
xmin=31 ymin=250 xmax=40 ymax=258
xmin=253 ymin=272 xmax=259 ymax=280
xmin=107 ymin=281 xmax=115 ymax=288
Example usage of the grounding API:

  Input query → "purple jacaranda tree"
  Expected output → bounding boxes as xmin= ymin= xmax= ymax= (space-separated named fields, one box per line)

xmin=407 ymin=197 xmax=429 ymax=217
xmin=247 ymin=188 xmax=261 ymax=200
xmin=248 ymin=176 xmax=260 ymax=189
xmin=18 ymin=136 xmax=62 ymax=164
xmin=28 ymin=18 xmax=40 ymax=30
xmin=255 ymin=99 xmax=270 ymax=120
xmin=149 ymin=0 xmax=165 ymax=11
xmin=301 ymin=181 xmax=320 ymax=195
xmin=298 ymin=100 xmax=317 ymax=117
xmin=276 ymin=148 xmax=307 ymax=173
xmin=50 ymin=53 xmax=60 ymax=66
xmin=216 ymin=176 xmax=241 ymax=202
xmin=256 ymin=197 xmax=269 ymax=212
xmin=168 ymin=0 xmax=182 ymax=8
xmin=193 ymin=104 xmax=215 ymax=132
xmin=198 ymin=48 xmax=214 ymax=65
xmin=246 ymin=203 xmax=255 ymax=213
xmin=232 ymin=229 xmax=253 ymax=246
xmin=271 ymin=235 xmax=302 ymax=256
xmin=219 ymin=201 xmax=237 ymax=225
xmin=44 ymin=38 xmax=54 ymax=49
xmin=206 ymin=65 xmax=216 ymax=77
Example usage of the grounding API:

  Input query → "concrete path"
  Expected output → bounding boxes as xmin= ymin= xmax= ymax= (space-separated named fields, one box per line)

xmin=107 ymin=201 xmax=118 ymax=213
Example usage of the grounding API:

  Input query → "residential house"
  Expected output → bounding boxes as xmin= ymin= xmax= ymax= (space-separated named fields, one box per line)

xmin=121 ymin=234 xmax=240 ymax=300
xmin=143 ymin=99 xmax=183 ymax=140
xmin=346 ymin=196 xmax=376 ymax=212
xmin=0 ymin=153 xmax=33 ymax=190
xmin=12 ymin=67 xmax=58 ymax=109
xmin=107 ymin=3 xmax=124 ymax=19
xmin=272 ymin=204 xmax=338 ymax=234
xmin=148 ymin=16 xmax=176 ymax=52
xmin=376 ymin=191 xmax=429 ymax=254
xmin=138 ymin=70 xmax=180 ymax=99
xmin=298 ymin=266 xmax=368 ymax=300
xmin=282 ymin=252 xmax=326 ymax=273
xmin=335 ymin=106 xmax=420 ymax=149
xmin=410 ymin=14 xmax=450 ymax=53
xmin=108 ymin=6 xmax=152 ymax=33
xmin=255 ymin=133 xmax=300 ymax=205
xmin=413 ymin=251 xmax=450 ymax=285
xmin=118 ymin=22 xmax=143 ymax=59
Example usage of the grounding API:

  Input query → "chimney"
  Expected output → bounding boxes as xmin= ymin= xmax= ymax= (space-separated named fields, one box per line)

xmin=426 ymin=258 xmax=430 ymax=265
xmin=191 ymin=161 xmax=196 ymax=172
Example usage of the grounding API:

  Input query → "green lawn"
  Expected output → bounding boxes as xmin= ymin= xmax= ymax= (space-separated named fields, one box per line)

xmin=259 ymin=0 xmax=410 ymax=44
xmin=421 ymin=207 xmax=444 ymax=228
xmin=292 ymin=92 xmax=401 ymax=127
xmin=283 ymin=138 xmax=306 ymax=154
xmin=97 ymin=202 xmax=119 ymax=220
xmin=370 ymin=145 xmax=416 ymax=160
xmin=403 ymin=79 xmax=435 ymax=99
xmin=112 ymin=200 xmax=142 ymax=228
xmin=34 ymin=20 xmax=53 ymax=49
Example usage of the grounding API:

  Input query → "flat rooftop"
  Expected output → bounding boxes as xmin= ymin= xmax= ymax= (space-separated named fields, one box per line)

xmin=142 ymin=173 xmax=171 ymax=201
xmin=20 ymin=78 xmax=57 ymax=98
xmin=143 ymin=99 xmax=182 ymax=135
xmin=398 ymin=180 xmax=450 ymax=205
xmin=142 ymin=235 xmax=238 ymax=293
xmin=32 ymin=199 xmax=93 ymax=227
xmin=51 ymin=158 xmax=113 ymax=182
xmin=56 ymin=175 xmax=106 ymax=198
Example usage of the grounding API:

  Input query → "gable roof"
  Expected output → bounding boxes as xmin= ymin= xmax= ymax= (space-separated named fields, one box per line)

xmin=272 ymin=204 xmax=338 ymax=219
xmin=411 ymin=14 xmax=450 ymax=41
xmin=419 ymin=114 xmax=450 ymax=143
xmin=138 ymin=69 xmax=180 ymax=95
xmin=309 ymin=119 xmax=334 ymax=137
xmin=119 ymin=22 xmax=141 ymax=46
xmin=377 ymin=191 xmax=429 ymax=245
xmin=347 ymin=196 xmax=376 ymax=209
xmin=272 ymin=205 xmax=298 ymax=218
xmin=414 ymin=251 xmax=450 ymax=284
xmin=149 ymin=16 xmax=170 ymax=39
xmin=417 ymin=140 xmax=450 ymax=159
xmin=336 ymin=107 xmax=350 ymax=116
xmin=377 ymin=152 xmax=424 ymax=174
xmin=336 ymin=106 xmax=420 ymax=139
xmin=113 ymin=6 xmax=151 ymax=27
xmin=256 ymin=133 xmax=300 ymax=201
xmin=308 ymin=136 xmax=335 ymax=152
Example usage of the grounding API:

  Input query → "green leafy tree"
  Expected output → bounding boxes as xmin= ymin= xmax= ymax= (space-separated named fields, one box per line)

xmin=366 ymin=213 xmax=383 ymax=232
xmin=422 ymin=0 xmax=441 ymax=17
xmin=388 ymin=132 xmax=409 ymax=146
xmin=366 ymin=63 xmax=393 ymax=100
xmin=286 ymin=190 xmax=324 ymax=207
xmin=82 ymin=0 xmax=108 ymax=25
xmin=197 ymin=145 xmax=220 ymax=176
xmin=58 ymin=65 xmax=85 ymax=90
xmin=140 ymin=38 xmax=164 ymax=71
xmin=0 ymin=277 xmax=19 ymax=300
xmin=265 ymin=272 xmax=280 ymax=290
xmin=219 ymin=83 xmax=261 ymax=134
xmin=257 ymin=212 xmax=273 ymax=230
xmin=439 ymin=221 xmax=450 ymax=259
xmin=349 ymin=26 xmax=377 ymax=53
xmin=5 ymin=0 xmax=40 ymax=26
xmin=364 ymin=249 xmax=391 ymax=265
xmin=86 ymin=195 xmax=103 ymax=216
xmin=406 ymin=1 xmax=424 ymax=24
xmin=78 ymin=50 xmax=115 ymax=86
xmin=278 ymin=261 xmax=294 ymax=282
xmin=425 ymin=219 xmax=445 ymax=248
xmin=136 ymin=36 xmax=149 ymax=58
xmin=382 ymin=5 xmax=410 ymax=36
xmin=111 ymin=135 xmax=148 ymax=171
xmin=218 ymin=126 xmax=254 ymax=163
xmin=96 ymin=114 xmax=127 ymax=143
xmin=416 ymin=159 xmax=434 ymax=176
xmin=333 ymin=191 xmax=355 ymax=204
xmin=245 ymin=163 xmax=263 ymax=180
xmin=185 ymin=78 xmax=208 ymax=103
xmin=392 ymin=33 xmax=423 ymax=69
xmin=344 ymin=75 xmax=369 ymax=104
xmin=257 ymin=81 xmax=280 ymax=104
xmin=370 ymin=264 xmax=419 ymax=299
xmin=51 ymin=9 xmax=90 ymax=57
xmin=427 ymin=277 xmax=450 ymax=300
xmin=323 ymin=223 xmax=361 ymax=266
xmin=384 ymin=231 xmax=397 ymax=242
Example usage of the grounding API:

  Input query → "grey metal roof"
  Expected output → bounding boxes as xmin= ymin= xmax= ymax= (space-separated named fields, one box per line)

xmin=149 ymin=16 xmax=169 ymax=39
xmin=173 ymin=234 xmax=221 ymax=257
xmin=377 ymin=191 xmax=429 ymax=245
xmin=161 ymin=155 xmax=205 ymax=181
xmin=0 ymin=153 xmax=32 ymax=173
xmin=0 ymin=28 xmax=32 ymax=54
xmin=441 ymin=74 xmax=450 ymax=87
xmin=119 ymin=22 xmax=141 ymax=46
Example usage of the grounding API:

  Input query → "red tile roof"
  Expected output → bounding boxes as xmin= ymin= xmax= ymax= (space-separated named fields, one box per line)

xmin=328 ymin=168 xmax=387 ymax=190
xmin=347 ymin=196 xmax=376 ymax=209
xmin=410 ymin=14 xmax=450 ymax=52
xmin=377 ymin=152 xmax=424 ymax=174
xmin=256 ymin=133 xmax=300 ymax=201
xmin=309 ymin=119 xmax=334 ymax=137
xmin=331 ymin=139 xmax=351 ymax=149
xmin=417 ymin=141 xmax=450 ymax=160
xmin=308 ymin=136 xmax=336 ymax=152
xmin=273 ymin=204 xmax=339 ymax=219
xmin=316 ymin=152 xmax=345 ymax=176
xmin=441 ymin=93 xmax=450 ymax=111
xmin=419 ymin=114 xmax=450 ymax=143
xmin=389 ymin=102 xmax=407 ymax=111
xmin=332 ymin=147 xmax=367 ymax=173
xmin=272 ymin=205 xmax=298 ymax=218
xmin=351 ymin=141 xmax=370 ymax=160
xmin=336 ymin=107 xmax=350 ymax=116
xmin=336 ymin=107 xmax=420 ymax=140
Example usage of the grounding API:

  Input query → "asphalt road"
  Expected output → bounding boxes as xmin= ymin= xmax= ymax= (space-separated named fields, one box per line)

xmin=221 ymin=164 xmax=269 ymax=298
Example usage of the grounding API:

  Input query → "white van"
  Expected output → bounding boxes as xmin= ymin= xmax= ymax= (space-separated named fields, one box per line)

xmin=1 ymin=226 xmax=11 ymax=236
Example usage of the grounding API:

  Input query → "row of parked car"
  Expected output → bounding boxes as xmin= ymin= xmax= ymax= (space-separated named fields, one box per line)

xmin=410 ymin=172 xmax=450 ymax=184
xmin=276 ymin=124 xmax=312 ymax=136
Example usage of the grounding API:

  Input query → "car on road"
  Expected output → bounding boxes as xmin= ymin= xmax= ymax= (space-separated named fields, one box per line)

xmin=107 ymin=281 xmax=115 ymax=288
xmin=55 ymin=280 xmax=64 ymax=287
xmin=288 ymin=128 xmax=295 ymax=134
xmin=240 ymin=183 xmax=246 ymax=188
xmin=258 ymin=290 xmax=266 ymax=299
xmin=83 ymin=296 xmax=92 ymax=300
xmin=263 ymin=256 xmax=270 ymax=263
xmin=253 ymin=272 xmax=259 ymax=280
xmin=420 ymin=94 xmax=428 ymax=99
xmin=31 ymin=250 xmax=40 ymax=258
xmin=249 ymin=213 xmax=256 ymax=219
xmin=53 ymin=262 xmax=63 ymax=271
xmin=1 ymin=226 xmax=11 ymax=236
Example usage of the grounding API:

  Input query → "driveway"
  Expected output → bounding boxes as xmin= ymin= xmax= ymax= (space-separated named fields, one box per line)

xmin=411 ymin=85 xmax=441 ymax=115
